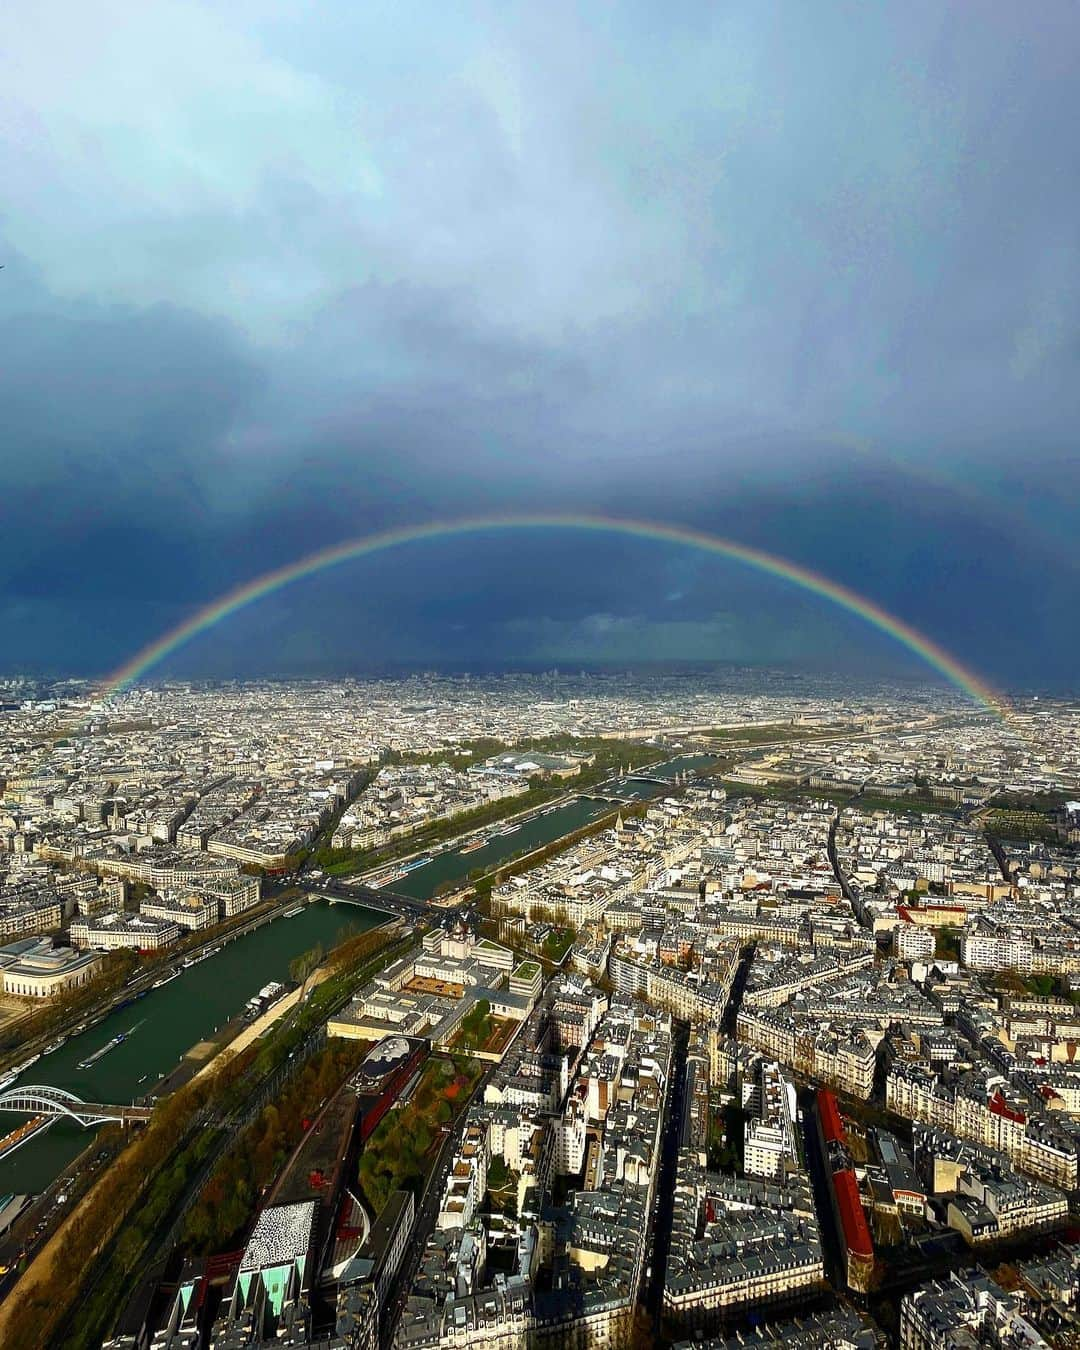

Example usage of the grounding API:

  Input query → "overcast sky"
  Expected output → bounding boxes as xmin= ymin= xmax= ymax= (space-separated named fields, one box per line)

xmin=2 ymin=2 xmax=1078 ymax=687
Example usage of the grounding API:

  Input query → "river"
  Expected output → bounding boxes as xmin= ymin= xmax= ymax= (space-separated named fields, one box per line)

xmin=385 ymin=754 xmax=721 ymax=901
xmin=0 ymin=899 xmax=383 ymax=1195
xmin=0 ymin=754 xmax=721 ymax=1195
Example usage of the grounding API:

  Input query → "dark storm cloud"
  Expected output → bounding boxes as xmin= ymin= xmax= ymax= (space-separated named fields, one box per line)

xmin=1 ymin=1 xmax=1078 ymax=683
xmin=0 ymin=261 xmax=261 ymax=598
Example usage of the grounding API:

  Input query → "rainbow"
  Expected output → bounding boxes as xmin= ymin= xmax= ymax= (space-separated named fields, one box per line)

xmin=96 ymin=514 xmax=1008 ymax=718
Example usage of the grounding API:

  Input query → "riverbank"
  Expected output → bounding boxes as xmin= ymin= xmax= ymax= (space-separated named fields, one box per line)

xmin=319 ymin=741 xmax=671 ymax=880
xmin=0 ymin=884 xmax=309 ymax=1077
xmin=371 ymin=752 xmax=723 ymax=905
xmin=190 ymin=917 xmax=405 ymax=1081
xmin=0 ymin=899 xmax=388 ymax=1197
xmin=0 ymin=921 xmax=414 ymax=1348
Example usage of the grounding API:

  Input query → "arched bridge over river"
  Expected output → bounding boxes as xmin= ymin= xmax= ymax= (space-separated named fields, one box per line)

xmin=0 ymin=1085 xmax=153 ymax=1127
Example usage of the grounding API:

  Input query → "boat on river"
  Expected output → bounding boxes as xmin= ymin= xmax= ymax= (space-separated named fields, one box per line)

xmin=151 ymin=970 xmax=180 ymax=990
xmin=0 ymin=1116 xmax=53 ymax=1163
xmin=78 ymin=1033 xmax=127 ymax=1070
xmin=0 ymin=1054 xmax=41 ymax=1092
xmin=77 ymin=1020 xmax=145 ymax=1070
xmin=459 ymin=838 xmax=487 ymax=855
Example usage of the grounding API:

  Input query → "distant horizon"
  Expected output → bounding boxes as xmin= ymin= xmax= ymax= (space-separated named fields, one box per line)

xmin=3 ymin=658 xmax=1077 ymax=702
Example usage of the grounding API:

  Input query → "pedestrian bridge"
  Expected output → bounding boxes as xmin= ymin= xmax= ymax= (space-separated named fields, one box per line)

xmin=0 ymin=1085 xmax=153 ymax=1127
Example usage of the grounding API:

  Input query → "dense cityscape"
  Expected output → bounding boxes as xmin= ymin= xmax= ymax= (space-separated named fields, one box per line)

xmin=5 ymin=2 xmax=1079 ymax=1346
xmin=0 ymin=672 xmax=1077 ymax=1348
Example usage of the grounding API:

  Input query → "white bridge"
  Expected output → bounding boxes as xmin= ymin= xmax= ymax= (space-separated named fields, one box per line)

xmin=0 ymin=1085 xmax=153 ymax=1127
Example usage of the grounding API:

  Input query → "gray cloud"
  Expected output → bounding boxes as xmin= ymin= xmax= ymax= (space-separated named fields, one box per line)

xmin=1 ymin=1 xmax=1078 ymax=682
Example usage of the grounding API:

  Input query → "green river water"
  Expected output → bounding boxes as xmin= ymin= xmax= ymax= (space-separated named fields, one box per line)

xmin=0 ymin=899 xmax=382 ymax=1194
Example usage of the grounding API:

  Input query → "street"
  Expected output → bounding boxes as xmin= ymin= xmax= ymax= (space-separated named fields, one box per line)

xmin=643 ymin=1020 xmax=689 ymax=1330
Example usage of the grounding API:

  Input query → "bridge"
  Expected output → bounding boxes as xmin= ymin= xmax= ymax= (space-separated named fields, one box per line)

xmin=0 ymin=1085 xmax=153 ymax=1127
xmin=316 ymin=880 xmax=434 ymax=918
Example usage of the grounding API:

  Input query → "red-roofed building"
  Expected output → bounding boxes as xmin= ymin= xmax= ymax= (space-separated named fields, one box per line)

xmin=833 ymin=1169 xmax=874 ymax=1262
xmin=816 ymin=1088 xmax=875 ymax=1292
xmin=989 ymin=1089 xmax=1026 ymax=1125
xmin=818 ymin=1088 xmax=844 ymax=1144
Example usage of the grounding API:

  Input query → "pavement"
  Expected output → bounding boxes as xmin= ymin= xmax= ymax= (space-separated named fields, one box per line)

xmin=0 ymin=1135 xmax=119 ymax=1300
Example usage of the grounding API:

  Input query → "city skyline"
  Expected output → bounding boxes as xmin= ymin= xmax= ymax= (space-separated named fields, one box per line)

xmin=1 ymin=672 xmax=1079 ymax=1349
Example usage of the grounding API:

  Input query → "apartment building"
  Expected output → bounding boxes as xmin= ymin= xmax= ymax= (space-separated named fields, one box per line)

xmin=69 ymin=910 xmax=180 ymax=952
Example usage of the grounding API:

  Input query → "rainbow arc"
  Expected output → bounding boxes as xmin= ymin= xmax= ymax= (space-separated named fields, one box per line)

xmin=92 ymin=514 xmax=1008 ymax=720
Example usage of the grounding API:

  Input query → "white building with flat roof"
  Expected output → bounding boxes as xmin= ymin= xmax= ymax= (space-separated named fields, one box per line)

xmin=0 ymin=936 xmax=103 ymax=999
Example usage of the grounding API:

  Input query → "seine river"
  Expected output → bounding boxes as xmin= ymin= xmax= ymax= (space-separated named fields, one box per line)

xmin=0 ymin=899 xmax=383 ymax=1195
xmin=0 ymin=753 xmax=720 ymax=1195
xmin=387 ymin=753 xmax=721 ymax=901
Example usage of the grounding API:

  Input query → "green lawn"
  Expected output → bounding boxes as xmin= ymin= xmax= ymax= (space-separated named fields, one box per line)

xmin=542 ymin=927 xmax=575 ymax=961
xmin=454 ymin=999 xmax=494 ymax=1050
